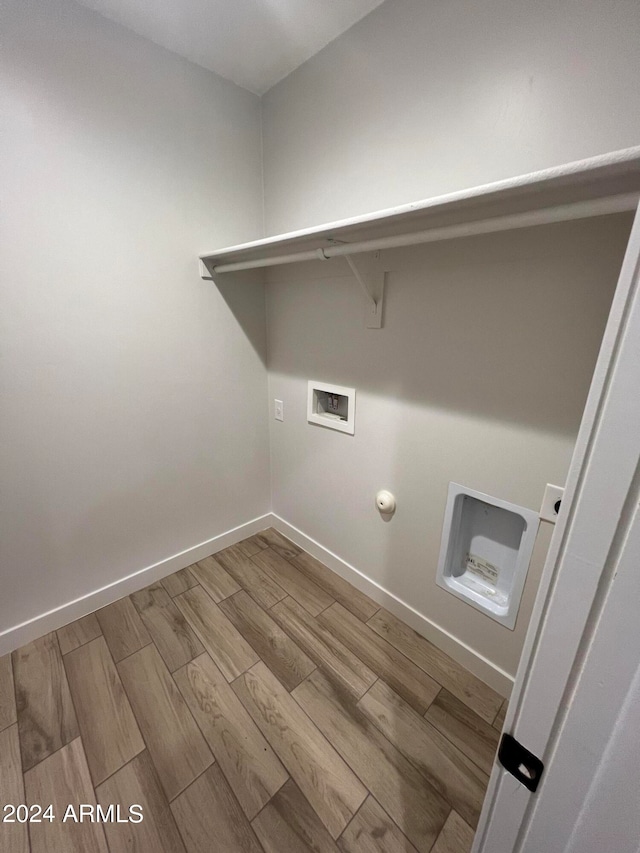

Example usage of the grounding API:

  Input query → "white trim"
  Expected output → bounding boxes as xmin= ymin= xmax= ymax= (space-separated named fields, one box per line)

xmin=272 ymin=513 xmax=514 ymax=696
xmin=473 ymin=202 xmax=640 ymax=851
xmin=2 ymin=502 xmax=515 ymax=694
xmin=0 ymin=513 xmax=272 ymax=657
xmin=207 ymin=194 xmax=638 ymax=274
xmin=200 ymin=146 xmax=640 ymax=266
xmin=307 ymin=380 xmax=356 ymax=435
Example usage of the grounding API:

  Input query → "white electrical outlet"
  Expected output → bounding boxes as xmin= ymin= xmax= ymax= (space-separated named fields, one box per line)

xmin=274 ymin=399 xmax=284 ymax=421
xmin=540 ymin=483 xmax=564 ymax=523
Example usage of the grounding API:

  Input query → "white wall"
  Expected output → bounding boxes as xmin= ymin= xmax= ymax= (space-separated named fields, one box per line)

xmin=0 ymin=0 xmax=269 ymax=639
xmin=267 ymin=215 xmax=632 ymax=682
xmin=263 ymin=0 xmax=640 ymax=234
xmin=2 ymin=0 xmax=637 ymax=684
xmin=261 ymin=0 xmax=640 ymax=685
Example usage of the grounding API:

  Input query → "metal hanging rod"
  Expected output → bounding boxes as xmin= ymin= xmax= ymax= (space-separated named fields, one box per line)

xmin=210 ymin=193 xmax=638 ymax=274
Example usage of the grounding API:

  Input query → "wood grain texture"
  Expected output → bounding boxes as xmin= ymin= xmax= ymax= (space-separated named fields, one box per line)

xmin=97 ymin=750 xmax=186 ymax=853
xmin=319 ymin=603 xmax=440 ymax=714
xmin=174 ymin=652 xmax=288 ymax=819
xmin=493 ymin=699 xmax=508 ymax=731
xmin=367 ymin=609 xmax=502 ymax=723
xmin=425 ymin=690 xmax=500 ymax=776
xmin=235 ymin=534 xmax=268 ymax=558
xmin=57 ymin=613 xmax=102 ymax=656
xmin=431 ymin=811 xmax=475 ymax=853
xmin=118 ymin=644 xmax=213 ymax=801
xmin=253 ymin=528 xmax=301 ymax=559
xmin=189 ymin=555 xmax=241 ymax=602
xmin=96 ymin=597 xmax=151 ymax=662
xmin=172 ymin=764 xmax=263 ymax=853
xmin=131 ymin=583 xmax=204 ymax=672
xmin=160 ymin=567 xmax=198 ymax=598
xmin=233 ymin=661 xmax=367 ymax=839
xmin=64 ymin=636 xmax=145 ymax=785
xmin=367 ymin=608 xmax=502 ymax=723
xmin=219 ymin=590 xmax=315 ymax=691
xmin=252 ymin=548 xmax=334 ymax=616
xmin=290 ymin=551 xmax=379 ymax=622
xmin=25 ymin=738 xmax=108 ymax=853
xmin=272 ymin=596 xmax=376 ymax=698
xmin=0 ymin=725 xmax=28 ymax=853
xmin=339 ymin=796 xmax=420 ymax=853
xmin=358 ymin=680 xmax=488 ymax=828
xmin=216 ymin=544 xmax=287 ymax=609
xmin=175 ymin=586 xmax=259 ymax=681
xmin=252 ymin=778 xmax=340 ymax=853
xmin=0 ymin=653 xmax=16 ymax=732
xmin=5 ymin=535 xmax=503 ymax=853
xmin=293 ymin=670 xmax=449 ymax=853
xmin=12 ymin=632 xmax=79 ymax=771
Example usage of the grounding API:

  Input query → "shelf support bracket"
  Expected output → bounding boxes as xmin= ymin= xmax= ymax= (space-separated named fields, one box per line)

xmin=199 ymin=258 xmax=214 ymax=281
xmin=344 ymin=251 xmax=386 ymax=329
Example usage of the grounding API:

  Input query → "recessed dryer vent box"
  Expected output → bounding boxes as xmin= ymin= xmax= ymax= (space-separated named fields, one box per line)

xmin=307 ymin=381 xmax=355 ymax=434
xmin=436 ymin=483 xmax=539 ymax=629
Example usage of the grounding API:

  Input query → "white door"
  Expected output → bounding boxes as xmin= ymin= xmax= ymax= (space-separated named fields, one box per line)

xmin=520 ymin=496 xmax=640 ymax=851
xmin=474 ymin=202 xmax=640 ymax=852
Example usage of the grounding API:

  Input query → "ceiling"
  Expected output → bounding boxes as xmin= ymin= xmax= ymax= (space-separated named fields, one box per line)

xmin=75 ymin=0 xmax=384 ymax=95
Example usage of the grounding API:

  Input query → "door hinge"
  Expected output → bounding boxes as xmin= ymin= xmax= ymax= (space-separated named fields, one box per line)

xmin=498 ymin=733 xmax=544 ymax=792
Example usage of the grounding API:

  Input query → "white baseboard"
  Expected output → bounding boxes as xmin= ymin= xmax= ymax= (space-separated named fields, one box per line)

xmin=272 ymin=514 xmax=514 ymax=697
xmin=2 ymin=509 xmax=514 ymax=696
xmin=0 ymin=514 xmax=272 ymax=657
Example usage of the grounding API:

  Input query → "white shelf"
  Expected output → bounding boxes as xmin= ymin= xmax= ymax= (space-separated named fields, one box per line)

xmin=200 ymin=147 xmax=640 ymax=277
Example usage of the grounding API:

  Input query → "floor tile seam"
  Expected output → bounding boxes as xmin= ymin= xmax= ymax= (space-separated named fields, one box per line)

xmin=422 ymin=706 xmax=498 ymax=777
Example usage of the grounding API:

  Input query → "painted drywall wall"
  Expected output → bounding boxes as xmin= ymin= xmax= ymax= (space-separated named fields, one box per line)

xmin=0 ymin=0 xmax=269 ymax=637
xmin=262 ymin=0 xmax=640 ymax=682
xmin=262 ymin=0 xmax=640 ymax=234
xmin=266 ymin=215 xmax=632 ymax=679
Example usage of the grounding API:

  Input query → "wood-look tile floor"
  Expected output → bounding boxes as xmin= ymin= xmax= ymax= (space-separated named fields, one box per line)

xmin=0 ymin=528 xmax=509 ymax=853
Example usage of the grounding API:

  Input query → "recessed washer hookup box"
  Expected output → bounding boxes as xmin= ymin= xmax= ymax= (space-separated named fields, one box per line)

xmin=436 ymin=483 xmax=539 ymax=629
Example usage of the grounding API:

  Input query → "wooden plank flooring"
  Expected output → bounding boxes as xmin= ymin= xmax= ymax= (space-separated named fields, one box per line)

xmin=251 ymin=547 xmax=334 ymax=615
xmin=57 ymin=613 xmax=102 ymax=656
xmin=216 ymin=544 xmax=287 ymax=608
xmin=293 ymin=669 xmax=450 ymax=853
xmin=219 ymin=590 xmax=315 ymax=690
xmin=117 ymin=644 xmax=213 ymax=801
xmin=339 ymin=796 xmax=420 ymax=853
xmin=2 ymin=528 xmax=500 ymax=853
xmin=96 ymin=751 xmax=186 ymax=853
xmin=425 ymin=690 xmax=501 ymax=776
xmin=96 ymin=597 xmax=151 ymax=662
xmin=271 ymin=596 xmax=377 ymax=698
xmin=493 ymin=698 xmax=508 ymax=731
xmin=174 ymin=585 xmax=259 ymax=681
xmin=367 ymin=609 xmax=502 ymax=723
xmin=173 ymin=652 xmax=288 ymax=819
xmin=357 ymin=679 xmax=488 ymax=828
xmin=252 ymin=778 xmax=340 ymax=853
xmin=160 ymin=567 xmax=198 ymax=599
xmin=130 ymin=584 xmax=204 ymax=672
xmin=233 ymin=661 xmax=367 ymax=839
xmin=24 ymin=738 xmax=108 ymax=853
xmin=189 ymin=556 xmax=241 ymax=602
xmin=0 ymin=653 xmax=17 ymax=731
xmin=319 ymin=602 xmax=441 ymax=713
xmin=64 ymin=637 xmax=145 ymax=785
xmin=431 ymin=811 xmax=476 ymax=853
xmin=171 ymin=764 xmax=264 ymax=853
xmin=290 ymin=550 xmax=380 ymax=622
xmin=0 ymin=724 xmax=29 ymax=853
xmin=12 ymin=632 xmax=79 ymax=771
